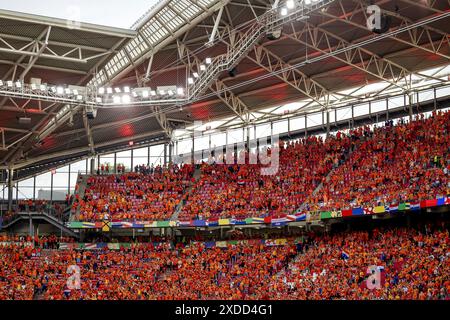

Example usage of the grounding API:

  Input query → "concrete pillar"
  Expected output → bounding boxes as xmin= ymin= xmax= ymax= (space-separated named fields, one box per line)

xmin=168 ymin=143 xmax=173 ymax=164
xmin=326 ymin=110 xmax=331 ymax=138
xmin=7 ymin=168 xmax=14 ymax=212
xmin=191 ymin=135 xmax=195 ymax=165
xmin=408 ymin=92 xmax=414 ymax=121
xmin=90 ymin=158 xmax=95 ymax=175
xmin=164 ymin=144 xmax=168 ymax=167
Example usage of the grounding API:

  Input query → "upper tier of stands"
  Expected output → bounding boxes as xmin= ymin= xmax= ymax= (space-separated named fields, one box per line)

xmin=75 ymin=165 xmax=194 ymax=222
xmin=0 ymin=224 xmax=448 ymax=300
xmin=72 ymin=110 xmax=450 ymax=222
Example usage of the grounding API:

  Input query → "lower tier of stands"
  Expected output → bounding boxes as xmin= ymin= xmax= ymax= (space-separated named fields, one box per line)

xmin=1 ymin=218 xmax=448 ymax=300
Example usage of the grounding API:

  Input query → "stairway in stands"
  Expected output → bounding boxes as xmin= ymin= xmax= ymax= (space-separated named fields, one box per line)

xmin=295 ymin=136 xmax=366 ymax=214
xmin=32 ymin=250 xmax=54 ymax=300
xmin=69 ymin=174 xmax=89 ymax=222
xmin=170 ymin=166 xmax=202 ymax=221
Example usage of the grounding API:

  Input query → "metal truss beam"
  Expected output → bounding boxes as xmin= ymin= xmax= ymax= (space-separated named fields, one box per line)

xmin=88 ymin=0 xmax=231 ymax=88
xmin=320 ymin=0 xmax=450 ymax=60
xmin=246 ymin=42 xmax=332 ymax=109
xmin=0 ymin=32 xmax=113 ymax=65
xmin=181 ymin=44 xmax=252 ymax=124
xmin=283 ymin=21 xmax=433 ymax=92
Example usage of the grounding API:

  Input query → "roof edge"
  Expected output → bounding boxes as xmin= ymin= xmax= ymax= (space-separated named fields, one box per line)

xmin=0 ymin=9 xmax=137 ymax=38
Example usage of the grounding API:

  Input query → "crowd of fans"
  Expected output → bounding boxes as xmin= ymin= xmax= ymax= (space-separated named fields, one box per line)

xmin=179 ymin=134 xmax=353 ymax=220
xmin=305 ymin=111 xmax=450 ymax=211
xmin=0 ymin=224 xmax=448 ymax=300
xmin=74 ymin=164 xmax=194 ymax=222
xmin=67 ymin=111 xmax=450 ymax=223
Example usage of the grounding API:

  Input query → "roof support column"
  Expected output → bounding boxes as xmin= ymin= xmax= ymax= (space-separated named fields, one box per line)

xmin=326 ymin=110 xmax=331 ymax=139
xmin=7 ymin=168 xmax=14 ymax=212
xmin=206 ymin=6 xmax=224 ymax=47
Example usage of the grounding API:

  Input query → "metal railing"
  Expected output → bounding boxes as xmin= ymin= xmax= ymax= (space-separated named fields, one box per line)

xmin=187 ymin=0 xmax=337 ymax=99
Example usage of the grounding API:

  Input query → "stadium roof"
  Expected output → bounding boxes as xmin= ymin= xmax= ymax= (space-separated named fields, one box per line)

xmin=0 ymin=0 xmax=449 ymax=177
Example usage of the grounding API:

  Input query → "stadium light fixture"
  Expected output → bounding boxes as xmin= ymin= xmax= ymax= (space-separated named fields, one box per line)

xmin=177 ymin=87 xmax=184 ymax=95
xmin=114 ymin=88 xmax=121 ymax=93
xmin=106 ymin=88 xmax=113 ymax=94
xmin=122 ymin=95 xmax=131 ymax=104
xmin=31 ymin=83 xmax=37 ymax=90
xmin=15 ymin=81 xmax=22 ymax=88
xmin=73 ymin=89 xmax=79 ymax=96
xmin=205 ymin=57 xmax=212 ymax=64
xmin=132 ymin=91 xmax=138 ymax=98
xmin=56 ymin=87 xmax=64 ymax=95
xmin=7 ymin=81 xmax=13 ymax=88
xmin=113 ymin=95 xmax=121 ymax=104
xmin=124 ymin=86 xmax=130 ymax=93
xmin=193 ymin=72 xmax=199 ymax=78
xmin=98 ymin=87 xmax=105 ymax=95
xmin=40 ymin=84 xmax=46 ymax=91
xmin=150 ymin=90 xmax=157 ymax=96
xmin=281 ymin=7 xmax=288 ymax=16
xmin=286 ymin=0 xmax=295 ymax=9
xmin=188 ymin=77 xmax=194 ymax=85
xmin=96 ymin=97 xmax=102 ymax=103
xmin=65 ymin=88 xmax=71 ymax=95
xmin=76 ymin=95 xmax=83 ymax=101
xmin=142 ymin=90 xmax=149 ymax=98
xmin=200 ymin=64 xmax=206 ymax=71
xmin=0 ymin=80 xmax=3 ymax=86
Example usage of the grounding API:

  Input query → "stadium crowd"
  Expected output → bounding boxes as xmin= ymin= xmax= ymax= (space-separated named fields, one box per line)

xmin=64 ymin=110 xmax=449 ymax=223
xmin=0 ymin=225 xmax=448 ymax=300
xmin=74 ymin=164 xmax=194 ymax=222
xmin=306 ymin=111 xmax=450 ymax=211
xmin=179 ymin=133 xmax=353 ymax=220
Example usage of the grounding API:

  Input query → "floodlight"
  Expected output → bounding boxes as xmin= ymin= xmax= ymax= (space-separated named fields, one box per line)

xmin=65 ymin=88 xmax=71 ymax=95
xmin=122 ymin=95 xmax=131 ymax=104
xmin=7 ymin=81 xmax=13 ymax=87
xmin=150 ymin=90 xmax=157 ymax=96
xmin=106 ymin=88 xmax=113 ymax=94
xmin=113 ymin=96 xmax=121 ymax=104
xmin=200 ymin=65 xmax=206 ymax=71
xmin=193 ymin=72 xmax=199 ymax=78
xmin=124 ymin=86 xmax=130 ymax=93
xmin=168 ymin=90 xmax=174 ymax=96
xmin=177 ymin=87 xmax=184 ymax=95
xmin=159 ymin=90 xmax=166 ymax=95
xmin=142 ymin=90 xmax=149 ymax=98
xmin=205 ymin=57 xmax=212 ymax=64
xmin=76 ymin=95 xmax=83 ymax=101
xmin=0 ymin=80 xmax=3 ymax=86
xmin=281 ymin=7 xmax=288 ymax=16
xmin=99 ymin=87 xmax=105 ymax=94
xmin=188 ymin=77 xmax=194 ymax=84
xmin=31 ymin=83 xmax=37 ymax=90
xmin=73 ymin=89 xmax=79 ymax=95
xmin=114 ymin=88 xmax=121 ymax=93
xmin=40 ymin=84 xmax=46 ymax=91
xmin=15 ymin=81 xmax=22 ymax=88
xmin=96 ymin=97 xmax=102 ymax=103
xmin=56 ymin=87 xmax=64 ymax=95
xmin=286 ymin=0 xmax=295 ymax=9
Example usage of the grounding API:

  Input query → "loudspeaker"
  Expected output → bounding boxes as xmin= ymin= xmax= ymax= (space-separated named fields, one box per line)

xmin=372 ymin=15 xmax=391 ymax=34
xmin=267 ymin=28 xmax=283 ymax=40
xmin=86 ymin=108 xmax=97 ymax=120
